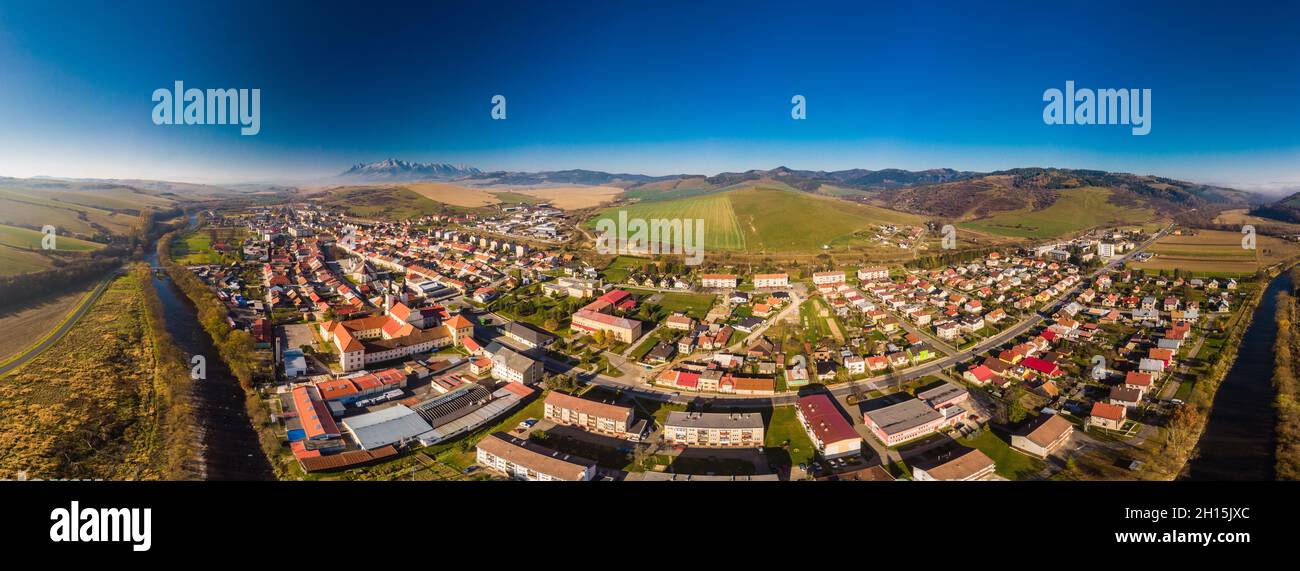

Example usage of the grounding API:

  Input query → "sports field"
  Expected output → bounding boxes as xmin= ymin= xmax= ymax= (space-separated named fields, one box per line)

xmin=959 ymin=187 xmax=1157 ymax=239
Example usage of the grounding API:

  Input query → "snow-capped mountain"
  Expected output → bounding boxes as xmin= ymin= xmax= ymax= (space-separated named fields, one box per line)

xmin=338 ymin=159 xmax=482 ymax=182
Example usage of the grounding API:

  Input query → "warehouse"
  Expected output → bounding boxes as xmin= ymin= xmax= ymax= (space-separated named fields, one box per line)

xmin=341 ymin=404 xmax=434 ymax=450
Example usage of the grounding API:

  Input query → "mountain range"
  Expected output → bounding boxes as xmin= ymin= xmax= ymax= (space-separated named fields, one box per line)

xmin=332 ymin=159 xmax=1300 ymax=223
xmin=339 ymin=159 xmax=482 ymax=182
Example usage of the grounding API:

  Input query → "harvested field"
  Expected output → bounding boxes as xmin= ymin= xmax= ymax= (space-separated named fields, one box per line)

xmin=405 ymin=182 xmax=501 ymax=208
xmin=0 ymin=283 xmax=96 ymax=362
xmin=505 ymin=185 xmax=623 ymax=209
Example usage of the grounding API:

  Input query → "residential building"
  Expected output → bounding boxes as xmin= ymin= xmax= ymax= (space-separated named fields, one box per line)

xmin=813 ymin=271 xmax=846 ymax=286
xmin=913 ymin=449 xmax=996 ymax=481
xmin=753 ymin=273 xmax=789 ymax=288
xmin=1089 ymin=402 xmax=1127 ymax=430
xmin=663 ymin=411 xmax=764 ymax=447
xmin=543 ymin=392 xmax=634 ymax=437
xmin=571 ymin=309 xmax=643 ymax=343
xmin=857 ymin=266 xmax=889 ymax=282
xmin=504 ymin=320 xmax=557 ymax=349
xmin=491 ymin=346 xmax=543 ymax=385
xmin=701 ymin=273 xmax=738 ymax=288
xmin=1010 ymin=414 xmax=1073 ymax=458
xmin=475 ymin=432 xmax=597 ymax=481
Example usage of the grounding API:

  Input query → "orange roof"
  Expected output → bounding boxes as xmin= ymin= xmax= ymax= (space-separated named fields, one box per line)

xmin=446 ymin=314 xmax=473 ymax=329
xmin=353 ymin=374 xmax=383 ymax=392
xmin=315 ymin=378 xmax=359 ymax=401
xmin=334 ymin=328 xmax=363 ymax=353
xmin=1091 ymin=401 xmax=1126 ymax=421
xmin=388 ymin=302 xmax=413 ymax=323
xmin=291 ymin=386 xmax=339 ymax=439
xmin=1125 ymin=371 xmax=1153 ymax=386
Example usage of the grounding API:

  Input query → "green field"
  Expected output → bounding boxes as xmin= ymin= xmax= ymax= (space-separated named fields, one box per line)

xmin=957 ymin=428 xmax=1044 ymax=480
xmin=959 ymin=187 xmax=1156 ymax=239
xmin=641 ymin=290 xmax=717 ymax=320
xmin=0 ymin=245 xmax=53 ymax=276
xmin=0 ymin=224 xmax=103 ymax=252
xmin=601 ymin=255 xmax=654 ymax=283
xmin=764 ymin=406 xmax=817 ymax=467
xmin=591 ymin=191 xmax=746 ymax=250
xmin=170 ymin=228 xmax=245 ymax=265
xmin=590 ymin=185 xmax=925 ymax=253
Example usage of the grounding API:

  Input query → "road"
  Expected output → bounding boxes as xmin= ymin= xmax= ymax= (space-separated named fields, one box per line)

xmin=0 ymin=271 xmax=119 ymax=377
xmin=474 ymin=224 xmax=1173 ymax=408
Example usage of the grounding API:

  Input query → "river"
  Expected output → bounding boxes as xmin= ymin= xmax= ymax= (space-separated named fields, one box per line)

xmin=146 ymin=233 xmax=275 ymax=480
xmin=1182 ymin=270 xmax=1294 ymax=481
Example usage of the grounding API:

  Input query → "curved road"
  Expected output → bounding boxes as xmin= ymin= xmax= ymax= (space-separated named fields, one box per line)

xmin=0 ymin=271 xmax=119 ymax=377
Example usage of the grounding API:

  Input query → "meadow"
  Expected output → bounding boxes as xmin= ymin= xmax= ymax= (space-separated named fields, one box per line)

xmin=959 ymin=187 xmax=1157 ymax=239
xmin=0 ymin=271 xmax=192 ymax=480
xmin=170 ymin=227 xmax=247 ymax=265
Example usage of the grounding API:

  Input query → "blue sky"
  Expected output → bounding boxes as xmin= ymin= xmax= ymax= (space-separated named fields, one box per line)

xmin=0 ymin=0 xmax=1297 ymax=193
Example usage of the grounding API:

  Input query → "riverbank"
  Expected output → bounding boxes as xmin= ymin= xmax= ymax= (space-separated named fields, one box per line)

xmin=0 ymin=269 xmax=197 ymax=479
xmin=1273 ymin=268 xmax=1300 ymax=480
xmin=155 ymin=229 xmax=284 ymax=479
xmin=1179 ymin=269 xmax=1294 ymax=479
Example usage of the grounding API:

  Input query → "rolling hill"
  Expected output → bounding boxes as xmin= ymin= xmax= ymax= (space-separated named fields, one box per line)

xmin=875 ymin=168 xmax=1251 ymax=221
xmin=1250 ymin=190 xmax=1300 ymax=224
xmin=588 ymin=184 xmax=927 ymax=253
xmin=323 ymin=160 xmax=1261 ymax=244
xmin=957 ymin=186 xmax=1157 ymax=238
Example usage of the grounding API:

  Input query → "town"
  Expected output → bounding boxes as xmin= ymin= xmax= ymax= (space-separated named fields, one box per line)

xmin=170 ymin=202 xmax=1253 ymax=482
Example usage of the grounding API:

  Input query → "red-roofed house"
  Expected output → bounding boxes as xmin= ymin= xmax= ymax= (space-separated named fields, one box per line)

xmin=962 ymin=365 xmax=996 ymax=386
xmin=1021 ymin=356 xmax=1062 ymax=378
xmin=1089 ymin=402 xmax=1127 ymax=430
xmin=796 ymin=394 xmax=861 ymax=458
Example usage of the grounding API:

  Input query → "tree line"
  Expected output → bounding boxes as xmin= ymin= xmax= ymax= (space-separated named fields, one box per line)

xmin=1273 ymin=267 xmax=1300 ymax=480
